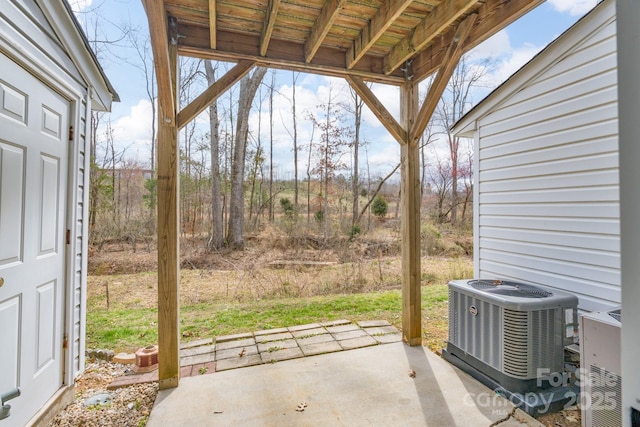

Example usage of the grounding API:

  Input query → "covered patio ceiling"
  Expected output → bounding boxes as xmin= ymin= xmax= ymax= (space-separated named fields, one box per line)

xmin=141 ymin=0 xmax=544 ymax=389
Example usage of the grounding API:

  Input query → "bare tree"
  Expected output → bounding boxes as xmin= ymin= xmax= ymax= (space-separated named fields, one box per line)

xmin=435 ymin=55 xmax=489 ymax=224
xmin=343 ymin=85 xmax=366 ymax=228
xmin=227 ymin=67 xmax=268 ymax=249
xmin=307 ymin=84 xmax=350 ymax=239
xmin=205 ymin=61 xmax=225 ymax=249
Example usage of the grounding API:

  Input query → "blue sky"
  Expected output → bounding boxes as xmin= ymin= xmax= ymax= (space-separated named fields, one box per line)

xmin=72 ymin=0 xmax=600 ymax=178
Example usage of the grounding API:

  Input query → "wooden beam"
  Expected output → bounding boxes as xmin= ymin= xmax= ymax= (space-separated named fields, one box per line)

xmin=304 ymin=0 xmax=346 ymax=63
xmin=411 ymin=14 xmax=477 ymax=142
xmin=400 ymin=75 xmax=421 ymax=346
xmin=346 ymin=0 xmax=413 ymax=69
xmin=260 ymin=0 xmax=281 ymax=56
xmin=178 ymin=25 xmax=406 ymax=85
xmin=177 ymin=60 xmax=255 ymax=129
xmin=413 ymin=0 xmax=544 ymax=82
xmin=142 ymin=0 xmax=175 ymax=124
xmin=157 ymin=16 xmax=180 ymax=390
xmin=345 ymin=75 xmax=406 ymax=144
xmin=209 ymin=0 xmax=216 ymax=49
xmin=384 ymin=0 xmax=477 ymax=75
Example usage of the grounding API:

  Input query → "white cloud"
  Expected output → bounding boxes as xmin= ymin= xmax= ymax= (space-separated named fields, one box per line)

xmin=97 ymin=98 xmax=154 ymax=165
xmin=547 ymin=0 xmax=598 ymax=16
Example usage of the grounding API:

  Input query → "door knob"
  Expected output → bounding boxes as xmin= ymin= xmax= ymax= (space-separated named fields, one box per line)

xmin=0 ymin=388 xmax=20 ymax=420
xmin=0 ymin=277 xmax=4 ymax=287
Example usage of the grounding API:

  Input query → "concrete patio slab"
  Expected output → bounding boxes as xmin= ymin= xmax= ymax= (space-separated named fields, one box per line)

xmin=147 ymin=342 xmax=541 ymax=426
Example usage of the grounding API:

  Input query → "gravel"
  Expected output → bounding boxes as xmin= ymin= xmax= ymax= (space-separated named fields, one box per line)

xmin=48 ymin=360 xmax=158 ymax=427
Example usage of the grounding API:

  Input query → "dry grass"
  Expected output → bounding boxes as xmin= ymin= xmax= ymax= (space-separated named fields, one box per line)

xmin=87 ymin=255 xmax=472 ymax=310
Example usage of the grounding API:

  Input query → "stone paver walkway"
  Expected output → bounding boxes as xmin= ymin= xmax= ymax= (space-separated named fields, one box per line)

xmin=108 ymin=319 xmax=401 ymax=389
xmin=210 ymin=319 xmax=401 ymax=371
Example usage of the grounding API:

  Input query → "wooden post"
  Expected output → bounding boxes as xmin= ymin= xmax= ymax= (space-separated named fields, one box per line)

xmin=400 ymin=73 xmax=421 ymax=346
xmin=157 ymin=16 xmax=180 ymax=389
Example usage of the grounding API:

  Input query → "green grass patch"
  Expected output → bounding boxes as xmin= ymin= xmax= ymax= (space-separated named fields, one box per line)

xmin=86 ymin=284 xmax=448 ymax=351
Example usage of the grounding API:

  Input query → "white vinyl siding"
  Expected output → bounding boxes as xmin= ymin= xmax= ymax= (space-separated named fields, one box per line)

xmin=475 ymin=1 xmax=620 ymax=311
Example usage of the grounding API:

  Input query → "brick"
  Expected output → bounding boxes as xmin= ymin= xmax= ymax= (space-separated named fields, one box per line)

xmin=319 ymin=319 xmax=351 ymax=327
xmin=180 ymin=338 xmax=214 ymax=349
xmin=254 ymin=327 xmax=289 ymax=336
xmin=291 ymin=327 xmax=327 ymax=338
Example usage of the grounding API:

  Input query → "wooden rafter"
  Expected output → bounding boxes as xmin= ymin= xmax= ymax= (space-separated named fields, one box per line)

xmin=260 ymin=0 xmax=281 ymax=56
xmin=384 ymin=0 xmax=477 ymax=75
xmin=411 ymin=14 xmax=477 ymax=142
xmin=142 ymin=0 xmax=174 ymax=123
xmin=177 ymin=60 xmax=255 ymax=129
xmin=346 ymin=0 xmax=413 ymax=69
xmin=412 ymin=0 xmax=544 ymax=82
xmin=209 ymin=0 xmax=216 ymax=49
xmin=304 ymin=0 xmax=347 ymax=63
xmin=345 ymin=75 xmax=405 ymax=144
xmin=178 ymin=26 xmax=406 ymax=85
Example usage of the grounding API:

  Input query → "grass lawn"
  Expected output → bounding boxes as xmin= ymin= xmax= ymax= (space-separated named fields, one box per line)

xmin=86 ymin=283 xmax=450 ymax=353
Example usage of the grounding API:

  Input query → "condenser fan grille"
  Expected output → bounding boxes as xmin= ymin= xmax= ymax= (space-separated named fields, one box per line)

xmin=468 ymin=280 xmax=552 ymax=298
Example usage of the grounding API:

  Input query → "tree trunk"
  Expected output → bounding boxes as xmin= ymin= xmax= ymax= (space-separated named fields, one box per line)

xmin=292 ymin=72 xmax=299 ymax=216
xmin=205 ymin=61 xmax=224 ymax=250
xmin=227 ymin=67 xmax=267 ymax=249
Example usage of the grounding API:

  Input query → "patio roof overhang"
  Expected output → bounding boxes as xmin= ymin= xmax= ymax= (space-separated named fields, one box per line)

xmin=140 ymin=0 xmax=544 ymax=389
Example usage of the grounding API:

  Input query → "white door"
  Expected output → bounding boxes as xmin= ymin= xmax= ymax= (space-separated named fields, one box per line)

xmin=0 ymin=53 xmax=68 ymax=426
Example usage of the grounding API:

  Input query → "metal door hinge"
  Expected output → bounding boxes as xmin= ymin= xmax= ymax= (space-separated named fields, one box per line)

xmin=66 ymin=229 xmax=71 ymax=245
xmin=63 ymin=334 xmax=68 ymax=349
xmin=68 ymin=126 xmax=74 ymax=141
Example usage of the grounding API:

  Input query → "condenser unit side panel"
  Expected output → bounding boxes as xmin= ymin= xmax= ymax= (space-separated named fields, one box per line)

xmin=448 ymin=289 xmax=502 ymax=371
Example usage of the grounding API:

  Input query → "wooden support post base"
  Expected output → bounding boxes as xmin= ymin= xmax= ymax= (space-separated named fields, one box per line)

xmin=159 ymin=377 xmax=180 ymax=390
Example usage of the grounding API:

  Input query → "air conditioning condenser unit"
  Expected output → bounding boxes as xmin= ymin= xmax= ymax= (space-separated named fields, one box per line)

xmin=444 ymin=279 xmax=578 ymax=394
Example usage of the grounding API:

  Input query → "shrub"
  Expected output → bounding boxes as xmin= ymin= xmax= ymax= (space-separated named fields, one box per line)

xmin=371 ymin=196 xmax=388 ymax=218
xmin=279 ymin=197 xmax=295 ymax=217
